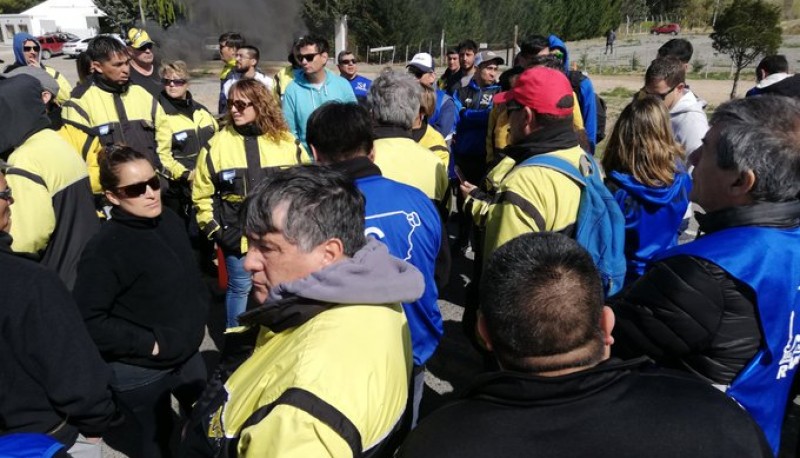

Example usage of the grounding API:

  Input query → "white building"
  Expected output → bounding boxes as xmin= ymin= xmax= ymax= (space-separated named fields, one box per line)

xmin=0 ymin=0 xmax=105 ymax=44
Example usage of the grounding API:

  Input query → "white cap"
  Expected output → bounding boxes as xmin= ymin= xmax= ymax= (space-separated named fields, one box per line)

xmin=407 ymin=52 xmax=434 ymax=73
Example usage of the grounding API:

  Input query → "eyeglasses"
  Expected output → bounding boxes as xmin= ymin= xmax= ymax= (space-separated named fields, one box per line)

xmin=135 ymin=43 xmax=153 ymax=52
xmin=162 ymin=78 xmax=187 ymax=87
xmin=644 ymin=84 xmax=679 ymax=101
xmin=0 ymin=187 xmax=12 ymax=202
xmin=114 ymin=176 xmax=160 ymax=198
xmin=23 ymin=46 xmax=40 ymax=52
xmin=229 ymin=99 xmax=253 ymax=111
xmin=339 ymin=59 xmax=356 ymax=65
xmin=295 ymin=52 xmax=320 ymax=63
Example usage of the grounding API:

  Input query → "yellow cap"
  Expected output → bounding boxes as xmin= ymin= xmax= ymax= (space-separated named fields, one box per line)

xmin=127 ymin=28 xmax=153 ymax=49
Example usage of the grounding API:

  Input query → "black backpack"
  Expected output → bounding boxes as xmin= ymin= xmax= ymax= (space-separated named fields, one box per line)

xmin=568 ymin=70 xmax=607 ymax=143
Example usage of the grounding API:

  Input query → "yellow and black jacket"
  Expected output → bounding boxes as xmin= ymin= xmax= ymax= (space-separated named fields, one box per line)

xmin=42 ymin=65 xmax=74 ymax=106
xmin=192 ymin=125 xmax=309 ymax=254
xmin=157 ymin=92 xmax=218 ymax=180
xmin=62 ymin=75 xmax=170 ymax=180
xmin=412 ymin=122 xmax=450 ymax=171
xmin=272 ymin=65 xmax=296 ymax=102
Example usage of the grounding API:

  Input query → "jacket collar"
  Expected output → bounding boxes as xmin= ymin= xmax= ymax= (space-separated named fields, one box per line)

xmin=0 ymin=231 xmax=12 ymax=254
xmin=110 ymin=206 xmax=160 ymax=229
xmin=159 ymin=91 xmax=199 ymax=117
xmin=373 ymin=124 xmax=413 ymax=140
xmin=328 ymin=156 xmax=382 ymax=181
xmin=463 ymin=357 xmax=653 ymax=405
xmin=502 ymin=121 xmax=579 ymax=163
xmin=697 ymin=200 xmax=800 ymax=235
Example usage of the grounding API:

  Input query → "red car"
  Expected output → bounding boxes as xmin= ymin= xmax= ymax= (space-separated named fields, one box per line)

xmin=36 ymin=32 xmax=81 ymax=59
xmin=650 ymin=23 xmax=681 ymax=35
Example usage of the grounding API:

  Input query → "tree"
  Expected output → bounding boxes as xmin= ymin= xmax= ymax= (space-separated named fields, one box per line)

xmin=0 ymin=0 xmax=37 ymax=14
xmin=711 ymin=0 xmax=781 ymax=98
xmin=94 ymin=0 xmax=181 ymax=29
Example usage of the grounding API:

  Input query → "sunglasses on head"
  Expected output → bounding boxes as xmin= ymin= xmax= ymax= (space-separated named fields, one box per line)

xmin=229 ymin=99 xmax=253 ymax=111
xmin=24 ymin=45 xmax=40 ymax=52
xmin=0 ymin=187 xmax=12 ymax=202
xmin=115 ymin=176 xmax=160 ymax=198
xmin=162 ymin=78 xmax=187 ymax=87
xmin=295 ymin=52 xmax=320 ymax=63
xmin=339 ymin=59 xmax=356 ymax=65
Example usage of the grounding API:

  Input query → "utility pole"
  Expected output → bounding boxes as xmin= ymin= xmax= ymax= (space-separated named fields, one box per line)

xmin=138 ymin=0 xmax=147 ymax=25
xmin=712 ymin=0 xmax=721 ymax=26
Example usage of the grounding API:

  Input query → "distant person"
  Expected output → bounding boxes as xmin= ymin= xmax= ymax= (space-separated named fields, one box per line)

xmin=398 ymin=232 xmax=772 ymax=458
xmin=126 ymin=28 xmax=162 ymax=97
xmin=446 ymin=39 xmax=479 ymax=94
xmin=0 ymin=164 xmax=118 ymax=458
xmin=602 ymin=96 xmax=691 ymax=284
xmin=73 ymin=145 xmax=208 ymax=458
xmin=643 ymin=56 xmax=708 ymax=156
xmin=217 ymin=32 xmax=245 ymax=114
xmin=192 ymin=165 xmax=420 ymax=456
xmin=3 ymin=32 xmax=72 ymax=104
xmin=746 ymin=54 xmax=800 ymax=98
xmin=605 ymin=28 xmax=616 ymax=54
xmin=220 ymin=45 xmax=273 ymax=114
xmin=611 ymin=96 xmax=800 ymax=455
xmin=282 ymin=35 xmax=357 ymax=152
xmin=193 ymin=79 xmax=309 ymax=329
xmin=337 ymin=50 xmax=371 ymax=105
xmin=308 ymin=102 xmax=445 ymax=426
xmin=0 ymin=73 xmax=99 ymax=290
xmin=438 ymin=47 xmax=460 ymax=90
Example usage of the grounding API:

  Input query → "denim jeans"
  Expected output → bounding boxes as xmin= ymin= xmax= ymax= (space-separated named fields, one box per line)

xmin=224 ymin=252 xmax=252 ymax=328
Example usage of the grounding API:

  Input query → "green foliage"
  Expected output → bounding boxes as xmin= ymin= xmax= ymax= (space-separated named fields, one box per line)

xmin=711 ymin=0 xmax=782 ymax=97
xmin=601 ymin=87 xmax=637 ymax=98
xmin=0 ymin=0 xmax=37 ymax=14
xmin=94 ymin=0 xmax=181 ymax=29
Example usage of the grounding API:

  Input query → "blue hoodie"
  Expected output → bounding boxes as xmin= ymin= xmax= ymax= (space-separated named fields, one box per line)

xmin=548 ymin=35 xmax=599 ymax=152
xmin=11 ymin=33 xmax=39 ymax=68
xmin=607 ymin=169 xmax=692 ymax=284
xmin=282 ymin=68 xmax=357 ymax=153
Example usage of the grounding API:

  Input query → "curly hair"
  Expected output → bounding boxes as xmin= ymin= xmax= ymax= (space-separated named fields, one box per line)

xmin=602 ymin=96 xmax=684 ymax=187
xmin=226 ymin=79 xmax=289 ymax=142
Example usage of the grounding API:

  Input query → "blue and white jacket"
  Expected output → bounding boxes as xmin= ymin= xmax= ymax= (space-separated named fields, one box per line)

xmin=452 ymin=79 xmax=502 ymax=158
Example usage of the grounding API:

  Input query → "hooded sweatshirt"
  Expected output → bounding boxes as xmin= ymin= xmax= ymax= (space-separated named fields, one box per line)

xmin=216 ymin=239 xmax=421 ymax=456
xmin=548 ymin=35 xmax=599 ymax=151
xmin=670 ymin=89 xmax=709 ymax=156
xmin=746 ymin=72 xmax=800 ymax=98
xmin=607 ymin=169 xmax=692 ymax=283
xmin=281 ymin=67 xmax=357 ymax=153
xmin=4 ymin=33 xmax=73 ymax=104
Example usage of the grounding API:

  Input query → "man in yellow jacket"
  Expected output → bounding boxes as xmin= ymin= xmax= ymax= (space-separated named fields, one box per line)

xmin=198 ymin=166 xmax=420 ymax=457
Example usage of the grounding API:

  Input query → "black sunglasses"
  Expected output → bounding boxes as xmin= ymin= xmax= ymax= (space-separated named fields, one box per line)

xmin=642 ymin=85 xmax=679 ymax=101
xmin=0 ymin=187 xmax=12 ymax=202
xmin=162 ymin=78 xmax=187 ymax=87
xmin=24 ymin=45 xmax=40 ymax=52
xmin=229 ymin=99 xmax=253 ymax=111
xmin=115 ymin=176 xmax=160 ymax=198
xmin=295 ymin=52 xmax=320 ymax=63
xmin=339 ymin=59 xmax=356 ymax=65
xmin=136 ymin=43 xmax=154 ymax=51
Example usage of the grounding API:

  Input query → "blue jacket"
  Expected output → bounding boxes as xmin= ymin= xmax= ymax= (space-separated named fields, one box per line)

xmin=349 ymin=159 xmax=443 ymax=366
xmin=452 ymin=79 xmax=501 ymax=158
xmin=429 ymin=89 xmax=457 ymax=139
xmin=282 ymin=68 xmax=357 ymax=153
xmin=549 ymin=35 xmax=599 ymax=152
xmin=346 ymin=74 xmax=371 ymax=101
xmin=607 ymin=170 xmax=691 ymax=284
xmin=656 ymin=225 xmax=800 ymax=455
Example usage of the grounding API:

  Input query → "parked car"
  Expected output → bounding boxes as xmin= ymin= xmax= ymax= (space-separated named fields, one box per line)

xmin=63 ymin=34 xmax=124 ymax=58
xmin=650 ymin=23 xmax=681 ymax=35
xmin=36 ymin=32 xmax=81 ymax=59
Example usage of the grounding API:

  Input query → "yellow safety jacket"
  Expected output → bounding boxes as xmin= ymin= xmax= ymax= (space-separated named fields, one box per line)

xmin=211 ymin=303 xmax=411 ymax=457
xmin=413 ymin=122 xmax=450 ymax=171
xmin=465 ymin=146 xmax=584 ymax=262
xmin=43 ymin=65 xmax=73 ymax=105
xmin=157 ymin=93 xmax=218 ymax=180
xmin=192 ymin=126 xmax=309 ymax=253
xmin=57 ymin=122 xmax=104 ymax=194
xmin=272 ymin=65 xmax=296 ymax=101
xmin=62 ymin=79 xmax=170 ymax=180
xmin=220 ymin=59 xmax=236 ymax=81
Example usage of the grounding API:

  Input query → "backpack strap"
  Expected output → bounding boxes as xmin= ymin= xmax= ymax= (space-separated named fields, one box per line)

xmin=520 ymin=154 xmax=586 ymax=186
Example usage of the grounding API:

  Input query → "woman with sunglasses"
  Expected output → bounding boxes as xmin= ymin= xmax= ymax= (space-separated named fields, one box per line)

xmin=602 ymin=96 xmax=692 ymax=285
xmin=156 ymin=60 xmax=218 ymax=231
xmin=193 ymin=79 xmax=309 ymax=329
xmin=73 ymin=145 xmax=209 ymax=457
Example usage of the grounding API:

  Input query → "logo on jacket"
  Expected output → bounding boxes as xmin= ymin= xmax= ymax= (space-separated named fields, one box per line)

xmin=364 ymin=211 xmax=421 ymax=261
xmin=777 ymin=311 xmax=800 ymax=380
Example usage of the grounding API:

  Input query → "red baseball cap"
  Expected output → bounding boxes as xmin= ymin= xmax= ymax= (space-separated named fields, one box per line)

xmin=494 ymin=67 xmax=574 ymax=117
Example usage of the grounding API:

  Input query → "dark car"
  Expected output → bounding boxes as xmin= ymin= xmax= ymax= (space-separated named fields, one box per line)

xmin=650 ymin=23 xmax=681 ymax=35
xmin=36 ymin=32 xmax=81 ymax=59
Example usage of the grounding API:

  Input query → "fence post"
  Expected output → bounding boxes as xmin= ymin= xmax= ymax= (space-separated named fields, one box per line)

xmin=366 ymin=46 xmax=369 ymax=65
xmin=405 ymin=45 xmax=409 ymax=64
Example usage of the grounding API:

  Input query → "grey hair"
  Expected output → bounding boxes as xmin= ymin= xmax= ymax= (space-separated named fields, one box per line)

xmin=242 ymin=165 xmax=367 ymax=256
xmin=710 ymin=95 xmax=800 ymax=202
xmin=368 ymin=69 xmax=421 ymax=129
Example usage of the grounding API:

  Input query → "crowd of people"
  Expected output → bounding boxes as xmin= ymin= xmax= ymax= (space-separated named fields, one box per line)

xmin=0 ymin=25 xmax=799 ymax=458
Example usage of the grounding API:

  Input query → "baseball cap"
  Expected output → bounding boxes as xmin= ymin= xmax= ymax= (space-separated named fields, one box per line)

xmin=493 ymin=67 xmax=573 ymax=117
xmin=6 ymin=66 xmax=59 ymax=97
xmin=127 ymin=28 xmax=153 ymax=49
xmin=407 ymin=53 xmax=434 ymax=73
xmin=474 ymin=50 xmax=504 ymax=68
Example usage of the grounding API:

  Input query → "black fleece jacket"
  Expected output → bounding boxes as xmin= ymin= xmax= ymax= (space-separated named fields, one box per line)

xmin=0 ymin=231 xmax=117 ymax=444
xmin=611 ymin=201 xmax=800 ymax=384
xmin=72 ymin=207 xmax=208 ymax=369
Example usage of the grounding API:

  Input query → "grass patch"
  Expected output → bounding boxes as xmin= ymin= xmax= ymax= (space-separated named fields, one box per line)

xmin=601 ymin=87 xmax=637 ymax=98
